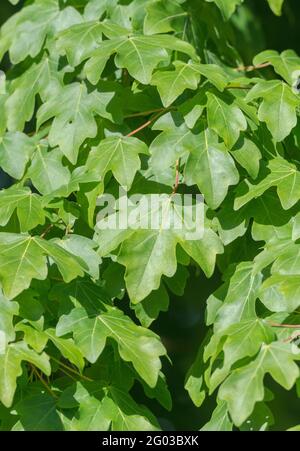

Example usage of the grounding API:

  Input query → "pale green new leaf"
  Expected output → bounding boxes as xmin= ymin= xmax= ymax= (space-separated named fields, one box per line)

xmin=259 ymin=274 xmax=300 ymax=312
xmin=0 ymin=293 xmax=18 ymax=347
xmin=266 ymin=0 xmax=285 ymax=16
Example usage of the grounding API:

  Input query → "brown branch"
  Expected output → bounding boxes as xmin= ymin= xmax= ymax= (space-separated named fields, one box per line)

xmin=30 ymin=365 xmax=58 ymax=399
xmin=226 ymin=85 xmax=252 ymax=90
xmin=284 ymin=332 xmax=300 ymax=343
xmin=124 ymin=108 xmax=172 ymax=119
xmin=172 ymin=159 xmax=180 ymax=195
xmin=126 ymin=119 xmax=153 ymax=137
xmin=268 ymin=321 xmax=300 ymax=329
xmin=50 ymin=355 xmax=93 ymax=382
xmin=235 ymin=62 xmax=271 ymax=72
xmin=40 ymin=223 xmax=54 ymax=239
xmin=126 ymin=110 xmax=167 ymax=138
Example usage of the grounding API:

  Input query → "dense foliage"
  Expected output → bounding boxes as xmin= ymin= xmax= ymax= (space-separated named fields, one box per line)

xmin=0 ymin=0 xmax=300 ymax=431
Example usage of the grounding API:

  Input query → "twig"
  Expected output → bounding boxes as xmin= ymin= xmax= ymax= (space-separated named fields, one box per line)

xmin=126 ymin=110 xmax=168 ymax=138
xmin=235 ymin=62 xmax=271 ymax=72
xmin=268 ymin=321 xmax=300 ymax=329
xmin=30 ymin=365 xmax=58 ymax=399
xmin=226 ymin=85 xmax=252 ymax=90
xmin=40 ymin=223 xmax=54 ymax=239
xmin=50 ymin=355 xmax=93 ymax=382
xmin=124 ymin=108 xmax=171 ymax=119
xmin=284 ymin=332 xmax=300 ymax=343
xmin=55 ymin=365 xmax=78 ymax=382
xmin=126 ymin=119 xmax=153 ymax=137
xmin=172 ymin=159 xmax=180 ymax=195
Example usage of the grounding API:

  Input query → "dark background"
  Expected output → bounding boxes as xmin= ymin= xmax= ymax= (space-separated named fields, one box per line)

xmin=0 ymin=0 xmax=299 ymax=431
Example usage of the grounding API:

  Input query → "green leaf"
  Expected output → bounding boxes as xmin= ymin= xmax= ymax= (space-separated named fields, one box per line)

xmin=43 ymin=328 xmax=85 ymax=371
xmin=95 ymin=195 xmax=223 ymax=302
xmin=14 ymin=388 xmax=63 ymax=431
xmin=201 ymin=401 xmax=233 ymax=431
xmin=28 ymin=145 xmax=71 ymax=195
xmin=230 ymin=137 xmax=261 ymax=179
xmin=259 ymin=274 xmax=300 ymax=312
xmin=0 ymin=341 xmax=50 ymax=407
xmin=85 ymin=34 xmax=197 ymax=85
xmin=206 ymin=92 xmax=247 ymax=149
xmin=56 ymin=303 xmax=166 ymax=387
xmin=0 ymin=233 xmax=86 ymax=299
xmin=0 ymin=132 xmax=35 ymax=180
xmin=245 ymin=80 xmax=299 ymax=141
xmin=107 ymin=385 xmax=160 ymax=430
xmin=185 ymin=128 xmax=239 ymax=209
xmin=208 ymin=319 xmax=274 ymax=390
xmin=57 ymin=235 xmax=101 ymax=280
xmin=56 ymin=21 xmax=104 ymax=67
xmin=2 ymin=0 xmax=81 ymax=64
xmin=219 ymin=342 xmax=300 ymax=426
xmin=205 ymin=0 xmax=243 ymax=20
xmin=0 ymin=186 xmax=45 ymax=232
xmin=16 ymin=323 xmax=48 ymax=353
xmin=253 ymin=50 xmax=300 ymax=85
xmin=86 ymin=136 xmax=148 ymax=188
xmin=151 ymin=61 xmax=201 ymax=107
xmin=266 ymin=0 xmax=285 ymax=16
xmin=215 ymin=262 xmax=262 ymax=332
xmin=56 ymin=20 xmax=129 ymax=67
xmin=144 ymin=0 xmax=187 ymax=35
xmin=185 ymin=335 xmax=210 ymax=408
xmin=235 ymin=157 xmax=300 ymax=210
xmin=149 ymin=121 xmax=194 ymax=172
xmin=133 ymin=284 xmax=169 ymax=328
xmin=0 ymin=293 xmax=18 ymax=347
xmin=5 ymin=56 xmax=61 ymax=132
xmin=288 ymin=425 xmax=300 ymax=431
xmin=37 ymin=83 xmax=114 ymax=164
